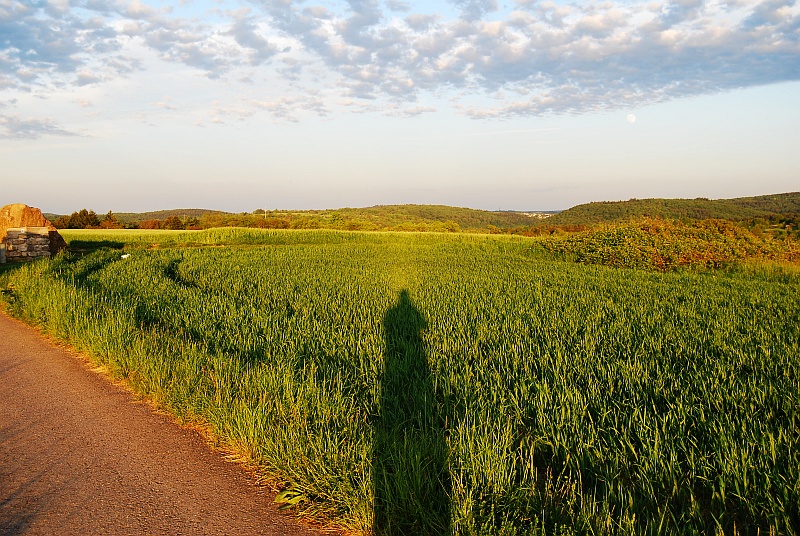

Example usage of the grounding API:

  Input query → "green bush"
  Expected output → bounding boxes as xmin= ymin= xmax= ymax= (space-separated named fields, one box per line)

xmin=540 ymin=218 xmax=799 ymax=271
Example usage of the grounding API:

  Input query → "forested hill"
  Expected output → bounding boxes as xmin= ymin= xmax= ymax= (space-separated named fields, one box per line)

xmin=197 ymin=204 xmax=549 ymax=230
xmin=44 ymin=193 xmax=798 ymax=233
xmin=324 ymin=204 xmax=545 ymax=228
xmin=730 ymin=192 xmax=800 ymax=213
xmin=540 ymin=192 xmax=800 ymax=226
xmin=46 ymin=204 xmax=552 ymax=231
xmin=112 ymin=209 xmax=224 ymax=225
xmin=42 ymin=209 xmax=223 ymax=225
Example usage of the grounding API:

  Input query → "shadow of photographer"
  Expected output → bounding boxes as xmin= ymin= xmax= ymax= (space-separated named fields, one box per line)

xmin=373 ymin=290 xmax=450 ymax=535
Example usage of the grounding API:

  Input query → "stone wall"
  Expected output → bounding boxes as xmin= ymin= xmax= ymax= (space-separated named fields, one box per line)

xmin=3 ymin=227 xmax=53 ymax=262
xmin=0 ymin=204 xmax=66 ymax=263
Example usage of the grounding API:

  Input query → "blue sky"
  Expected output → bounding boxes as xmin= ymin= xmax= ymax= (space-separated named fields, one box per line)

xmin=1 ymin=0 xmax=798 ymax=213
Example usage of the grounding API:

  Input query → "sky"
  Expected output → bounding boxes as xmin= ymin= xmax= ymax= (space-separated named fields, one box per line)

xmin=1 ymin=0 xmax=799 ymax=213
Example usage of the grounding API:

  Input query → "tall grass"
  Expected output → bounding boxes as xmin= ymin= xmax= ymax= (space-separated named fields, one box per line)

xmin=3 ymin=230 xmax=799 ymax=535
xmin=59 ymin=227 xmax=509 ymax=250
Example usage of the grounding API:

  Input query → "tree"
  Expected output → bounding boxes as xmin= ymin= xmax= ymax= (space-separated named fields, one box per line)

xmin=52 ymin=215 xmax=70 ymax=229
xmin=184 ymin=217 xmax=201 ymax=230
xmin=66 ymin=209 xmax=100 ymax=229
xmin=100 ymin=211 xmax=123 ymax=229
xmin=139 ymin=219 xmax=163 ymax=230
xmin=163 ymin=216 xmax=184 ymax=230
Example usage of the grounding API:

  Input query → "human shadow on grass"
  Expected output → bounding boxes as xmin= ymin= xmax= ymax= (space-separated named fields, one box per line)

xmin=66 ymin=240 xmax=125 ymax=253
xmin=374 ymin=290 xmax=450 ymax=535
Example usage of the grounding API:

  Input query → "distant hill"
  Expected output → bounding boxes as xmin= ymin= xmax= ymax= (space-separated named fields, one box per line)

xmin=197 ymin=204 xmax=554 ymax=231
xmin=727 ymin=192 xmax=800 ymax=214
xmin=45 ymin=193 xmax=798 ymax=233
xmin=45 ymin=205 xmax=553 ymax=231
xmin=329 ymin=204 xmax=549 ymax=228
xmin=540 ymin=192 xmax=800 ymax=227
xmin=111 ymin=209 xmax=225 ymax=224
xmin=44 ymin=209 xmax=226 ymax=225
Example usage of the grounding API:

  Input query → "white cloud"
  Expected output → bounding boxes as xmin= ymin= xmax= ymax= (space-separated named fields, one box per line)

xmin=386 ymin=0 xmax=411 ymax=13
xmin=0 ymin=114 xmax=80 ymax=138
xmin=1 ymin=0 xmax=798 ymax=124
xmin=256 ymin=0 xmax=800 ymax=116
xmin=228 ymin=8 xmax=280 ymax=65
xmin=449 ymin=0 xmax=498 ymax=21
xmin=75 ymin=69 xmax=103 ymax=85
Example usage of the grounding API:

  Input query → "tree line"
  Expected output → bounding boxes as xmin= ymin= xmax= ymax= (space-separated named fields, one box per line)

xmin=51 ymin=206 xmax=799 ymax=240
xmin=53 ymin=210 xmax=200 ymax=230
xmin=51 ymin=208 xmax=464 ymax=233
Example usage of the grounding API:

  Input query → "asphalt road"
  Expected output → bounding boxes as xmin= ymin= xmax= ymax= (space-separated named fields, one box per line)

xmin=0 ymin=312 xmax=333 ymax=536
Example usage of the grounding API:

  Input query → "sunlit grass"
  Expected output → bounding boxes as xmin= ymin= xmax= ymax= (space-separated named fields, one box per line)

xmin=3 ymin=229 xmax=799 ymax=535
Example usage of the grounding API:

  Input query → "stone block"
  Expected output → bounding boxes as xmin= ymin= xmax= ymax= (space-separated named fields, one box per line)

xmin=0 ymin=205 xmax=67 ymax=255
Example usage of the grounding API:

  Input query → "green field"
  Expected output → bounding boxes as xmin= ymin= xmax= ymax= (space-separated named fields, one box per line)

xmin=2 ymin=229 xmax=799 ymax=535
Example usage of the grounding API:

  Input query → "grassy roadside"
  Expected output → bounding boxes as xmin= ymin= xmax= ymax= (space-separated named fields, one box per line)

xmin=2 ymin=229 xmax=799 ymax=534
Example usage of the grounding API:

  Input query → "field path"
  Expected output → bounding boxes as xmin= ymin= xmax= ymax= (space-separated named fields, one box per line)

xmin=0 ymin=312 xmax=334 ymax=536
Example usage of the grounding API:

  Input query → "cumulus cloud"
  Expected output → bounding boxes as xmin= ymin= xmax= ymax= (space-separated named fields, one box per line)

xmin=386 ymin=0 xmax=411 ymax=13
xmin=449 ymin=0 xmax=498 ymax=21
xmin=202 ymin=93 xmax=328 ymax=124
xmin=75 ymin=69 xmax=103 ymax=85
xmin=0 ymin=114 xmax=79 ymax=139
xmin=1 ymin=0 xmax=798 ymax=121
xmin=0 ymin=0 xmax=266 ymax=90
xmin=247 ymin=0 xmax=800 ymax=117
xmin=250 ymin=93 xmax=328 ymax=120
xmin=228 ymin=8 xmax=280 ymax=65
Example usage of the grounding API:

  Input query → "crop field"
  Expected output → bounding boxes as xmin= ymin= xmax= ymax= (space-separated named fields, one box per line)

xmin=2 ymin=229 xmax=799 ymax=535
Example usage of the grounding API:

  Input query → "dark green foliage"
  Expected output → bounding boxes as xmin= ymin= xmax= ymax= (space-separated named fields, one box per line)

xmin=52 ymin=208 xmax=101 ymax=229
xmin=333 ymin=205 xmax=535 ymax=229
xmin=540 ymin=192 xmax=800 ymax=227
xmin=112 ymin=208 xmax=224 ymax=225
xmin=163 ymin=216 xmax=185 ymax=230
xmin=732 ymin=192 xmax=800 ymax=213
